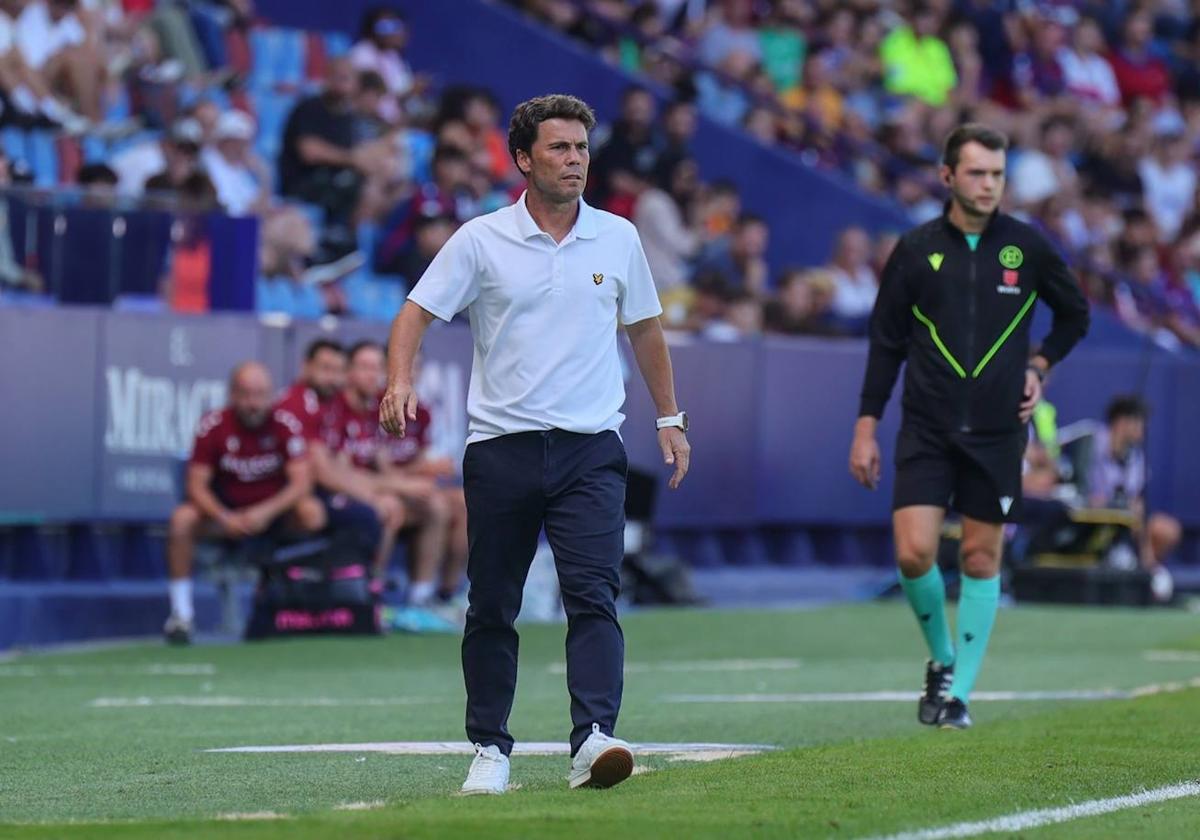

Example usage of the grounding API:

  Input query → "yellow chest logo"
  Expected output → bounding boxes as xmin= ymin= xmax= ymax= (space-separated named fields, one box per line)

xmin=928 ymin=253 xmax=944 ymax=272
xmin=593 ymin=273 xmax=604 ymax=285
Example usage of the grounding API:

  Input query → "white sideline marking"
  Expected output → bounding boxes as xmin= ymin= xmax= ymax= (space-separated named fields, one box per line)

xmin=216 ymin=811 xmax=289 ymax=821
xmin=666 ymin=677 xmax=1200 ymax=704
xmin=1144 ymin=650 xmax=1200 ymax=663
xmin=333 ymin=801 xmax=385 ymax=811
xmin=547 ymin=658 xmax=801 ymax=675
xmin=89 ymin=696 xmax=435 ymax=708
xmin=0 ymin=664 xmax=216 ymax=678
xmin=205 ymin=741 xmax=774 ymax=761
xmin=866 ymin=780 xmax=1200 ymax=840
xmin=663 ymin=690 xmax=1132 ymax=703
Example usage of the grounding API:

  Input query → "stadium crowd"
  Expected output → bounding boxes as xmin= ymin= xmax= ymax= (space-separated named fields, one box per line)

xmin=0 ymin=1 xmax=1198 ymax=350
xmin=505 ymin=0 xmax=1200 ymax=350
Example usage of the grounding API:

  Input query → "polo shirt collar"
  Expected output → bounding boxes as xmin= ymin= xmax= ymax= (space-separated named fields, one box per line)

xmin=515 ymin=191 xmax=598 ymax=241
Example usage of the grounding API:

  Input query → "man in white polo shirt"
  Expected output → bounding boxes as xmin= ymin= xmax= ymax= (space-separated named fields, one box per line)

xmin=380 ymin=94 xmax=690 ymax=795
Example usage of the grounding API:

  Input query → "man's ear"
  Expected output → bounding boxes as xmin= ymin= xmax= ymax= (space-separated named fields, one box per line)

xmin=515 ymin=149 xmax=530 ymax=177
xmin=939 ymin=164 xmax=952 ymax=187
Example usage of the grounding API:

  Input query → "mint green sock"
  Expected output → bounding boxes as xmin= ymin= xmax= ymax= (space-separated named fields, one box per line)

xmin=898 ymin=566 xmax=955 ymax=667
xmin=949 ymin=574 xmax=1001 ymax=703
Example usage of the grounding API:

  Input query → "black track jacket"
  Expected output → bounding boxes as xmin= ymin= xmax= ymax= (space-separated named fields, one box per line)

xmin=859 ymin=210 xmax=1090 ymax=434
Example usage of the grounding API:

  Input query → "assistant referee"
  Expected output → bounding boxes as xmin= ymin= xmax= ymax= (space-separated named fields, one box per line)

xmin=849 ymin=123 xmax=1089 ymax=730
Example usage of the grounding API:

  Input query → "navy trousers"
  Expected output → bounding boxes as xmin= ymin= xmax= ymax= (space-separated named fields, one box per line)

xmin=461 ymin=429 xmax=627 ymax=756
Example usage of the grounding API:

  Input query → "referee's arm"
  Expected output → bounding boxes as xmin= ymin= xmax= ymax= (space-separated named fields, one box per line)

xmin=1030 ymin=240 xmax=1090 ymax=372
xmin=851 ymin=239 xmax=915 ymax=489
xmin=859 ymin=239 xmax=916 ymax=420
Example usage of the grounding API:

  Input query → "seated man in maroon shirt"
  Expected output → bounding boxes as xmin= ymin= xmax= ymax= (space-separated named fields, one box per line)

xmin=275 ymin=338 xmax=405 ymax=582
xmin=165 ymin=362 xmax=325 ymax=645
xmin=339 ymin=340 xmax=467 ymax=603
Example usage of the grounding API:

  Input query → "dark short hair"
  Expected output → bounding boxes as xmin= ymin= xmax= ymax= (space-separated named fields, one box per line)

xmin=507 ymin=94 xmax=596 ymax=173
xmin=942 ymin=123 xmax=1009 ymax=171
xmin=348 ymin=339 xmax=383 ymax=363
xmin=737 ymin=211 xmax=767 ymax=229
xmin=305 ymin=338 xmax=345 ymax=362
xmin=358 ymin=70 xmax=387 ymax=95
xmin=433 ymin=144 xmax=470 ymax=167
xmin=1105 ymin=395 xmax=1147 ymax=425
xmin=78 ymin=163 xmax=118 ymax=186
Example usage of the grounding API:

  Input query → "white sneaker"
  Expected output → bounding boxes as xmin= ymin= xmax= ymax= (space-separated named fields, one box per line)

xmin=568 ymin=723 xmax=634 ymax=789
xmin=460 ymin=744 xmax=509 ymax=795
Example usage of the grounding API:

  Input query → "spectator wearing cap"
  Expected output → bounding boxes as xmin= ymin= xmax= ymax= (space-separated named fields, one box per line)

xmin=0 ymin=149 xmax=41 ymax=293
xmin=202 ymin=110 xmax=270 ymax=217
xmin=348 ymin=7 xmax=427 ymax=125
xmin=111 ymin=117 xmax=203 ymax=196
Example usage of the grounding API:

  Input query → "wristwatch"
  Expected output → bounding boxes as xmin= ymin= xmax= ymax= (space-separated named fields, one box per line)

xmin=655 ymin=411 xmax=688 ymax=432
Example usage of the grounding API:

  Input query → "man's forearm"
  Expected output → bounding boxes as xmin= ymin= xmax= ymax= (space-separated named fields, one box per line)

xmin=387 ymin=301 xmax=436 ymax=387
xmin=626 ymin=317 xmax=679 ymax=416
xmin=188 ymin=483 xmax=228 ymax=522
xmin=248 ymin=472 xmax=311 ymax=522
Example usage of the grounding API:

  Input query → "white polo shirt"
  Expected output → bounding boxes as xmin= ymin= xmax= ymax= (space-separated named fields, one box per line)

xmin=408 ymin=192 xmax=663 ymax=444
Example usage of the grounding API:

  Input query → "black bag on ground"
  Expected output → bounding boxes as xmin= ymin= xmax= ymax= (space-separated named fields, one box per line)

xmin=244 ymin=532 xmax=381 ymax=639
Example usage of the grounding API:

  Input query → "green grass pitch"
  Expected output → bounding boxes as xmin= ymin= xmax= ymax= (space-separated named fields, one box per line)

xmin=2 ymin=603 xmax=1199 ymax=838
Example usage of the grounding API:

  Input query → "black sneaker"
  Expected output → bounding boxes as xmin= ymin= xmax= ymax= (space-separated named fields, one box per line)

xmin=919 ymin=660 xmax=954 ymax=725
xmin=937 ymin=697 xmax=973 ymax=730
xmin=163 ymin=614 xmax=193 ymax=646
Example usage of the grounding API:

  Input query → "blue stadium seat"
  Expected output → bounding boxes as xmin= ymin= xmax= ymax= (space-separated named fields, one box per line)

xmin=324 ymin=31 xmax=351 ymax=58
xmin=80 ymin=135 xmax=107 ymax=163
xmin=1 ymin=126 xmax=25 ymax=166
xmin=255 ymin=275 xmax=295 ymax=314
xmin=105 ymin=85 xmax=132 ymax=121
xmin=248 ymin=28 xmax=281 ymax=90
xmin=251 ymin=90 xmax=296 ymax=162
xmin=277 ymin=29 xmax=307 ymax=88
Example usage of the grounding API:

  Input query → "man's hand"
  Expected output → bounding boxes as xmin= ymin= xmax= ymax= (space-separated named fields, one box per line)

xmin=1019 ymin=368 xmax=1043 ymax=423
xmin=380 ymin=380 xmax=418 ymax=438
xmin=659 ymin=428 xmax=690 ymax=490
xmin=217 ymin=510 xmax=252 ymax=538
xmin=238 ymin=506 xmax=273 ymax=536
xmin=849 ymin=417 xmax=882 ymax=490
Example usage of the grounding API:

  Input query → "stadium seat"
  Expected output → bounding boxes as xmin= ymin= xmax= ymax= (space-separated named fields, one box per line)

xmin=1 ymin=126 xmax=25 ymax=166
xmin=323 ymin=31 xmax=351 ymax=59
xmin=247 ymin=28 xmax=281 ymax=91
xmin=276 ymin=29 xmax=308 ymax=90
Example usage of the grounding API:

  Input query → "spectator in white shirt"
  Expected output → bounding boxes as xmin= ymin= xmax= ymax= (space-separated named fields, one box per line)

xmin=14 ymin=0 xmax=101 ymax=121
xmin=1058 ymin=16 xmax=1121 ymax=110
xmin=633 ymin=155 xmax=702 ymax=292
xmin=1011 ymin=115 xmax=1079 ymax=208
xmin=1138 ymin=124 xmax=1197 ymax=243
xmin=111 ymin=118 xmax=202 ymax=195
xmin=202 ymin=110 xmax=269 ymax=217
xmin=827 ymin=226 xmax=878 ymax=320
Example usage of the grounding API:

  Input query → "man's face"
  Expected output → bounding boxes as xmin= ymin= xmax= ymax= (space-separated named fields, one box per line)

xmin=231 ymin=366 xmax=273 ymax=429
xmin=837 ymin=228 xmax=870 ymax=269
xmin=348 ymin=347 xmax=385 ymax=399
xmin=623 ymin=92 xmax=655 ymax=130
xmin=1112 ymin=416 xmax=1145 ymax=454
xmin=735 ymin=221 xmax=769 ymax=258
xmin=326 ymin=60 xmax=357 ymax=104
xmin=518 ymin=118 xmax=589 ymax=204
xmin=305 ymin=348 xmax=346 ymax=399
xmin=943 ymin=141 xmax=1006 ymax=219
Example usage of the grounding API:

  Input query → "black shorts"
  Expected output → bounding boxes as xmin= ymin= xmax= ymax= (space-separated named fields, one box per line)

xmin=893 ymin=423 xmax=1026 ymax=523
